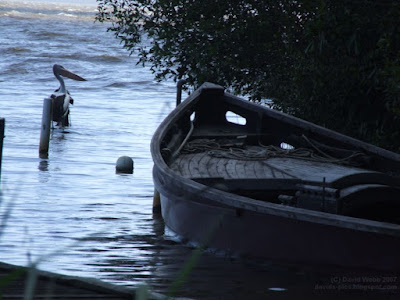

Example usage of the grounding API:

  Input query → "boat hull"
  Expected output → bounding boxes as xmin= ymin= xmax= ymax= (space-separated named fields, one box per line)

xmin=154 ymin=167 xmax=400 ymax=271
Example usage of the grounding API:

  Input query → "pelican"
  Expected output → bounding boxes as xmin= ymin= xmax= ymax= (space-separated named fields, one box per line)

xmin=51 ymin=64 xmax=86 ymax=127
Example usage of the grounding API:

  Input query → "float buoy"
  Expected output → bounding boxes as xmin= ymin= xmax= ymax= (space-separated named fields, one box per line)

xmin=116 ymin=156 xmax=134 ymax=174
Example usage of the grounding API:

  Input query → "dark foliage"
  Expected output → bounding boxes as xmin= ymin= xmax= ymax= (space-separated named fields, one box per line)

xmin=96 ymin=0 xmax=400 ymax=152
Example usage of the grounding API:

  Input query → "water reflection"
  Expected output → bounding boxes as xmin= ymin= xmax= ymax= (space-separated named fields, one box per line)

xmin=38 ymin=159 xmax=49 ymax=172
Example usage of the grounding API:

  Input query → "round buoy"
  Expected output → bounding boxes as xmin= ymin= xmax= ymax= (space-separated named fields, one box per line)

xmin=116 ymin=156 xmax=134 ymax=174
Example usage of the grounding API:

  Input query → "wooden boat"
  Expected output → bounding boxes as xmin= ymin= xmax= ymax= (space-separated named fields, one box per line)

xmin=151 ymin=83 xmax=400 ymax=271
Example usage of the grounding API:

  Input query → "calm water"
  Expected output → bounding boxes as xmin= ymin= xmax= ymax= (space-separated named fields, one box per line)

xmin=0 ymin=1 xmax=398 ymax=299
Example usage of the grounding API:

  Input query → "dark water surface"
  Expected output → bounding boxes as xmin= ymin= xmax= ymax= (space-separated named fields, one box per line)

xmin=0 ymin=1 xmax=398 ymax=299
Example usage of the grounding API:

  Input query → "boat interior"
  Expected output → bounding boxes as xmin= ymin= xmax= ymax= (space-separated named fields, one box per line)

xmin=160 ymin=90 xmax=400 ymax=225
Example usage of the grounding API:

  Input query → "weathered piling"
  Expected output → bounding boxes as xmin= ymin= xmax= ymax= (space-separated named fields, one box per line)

xmin=0 ymin=118 xmax=4 ymax=187
xmin=153 ymin=188 xmax=161 ymax=214
xmin=39 ymin=98 xmax=53 ymax=157
xmin=176 ymin=79 xmax=187 ymax=107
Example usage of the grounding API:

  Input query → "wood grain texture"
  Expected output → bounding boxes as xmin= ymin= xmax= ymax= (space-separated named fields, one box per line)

xmin=170 ymin=143 xmax=387 ymax=188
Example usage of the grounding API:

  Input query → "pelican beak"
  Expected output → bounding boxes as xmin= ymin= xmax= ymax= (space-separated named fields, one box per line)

xmin=59 ymin=66 xmax=87 ymax=81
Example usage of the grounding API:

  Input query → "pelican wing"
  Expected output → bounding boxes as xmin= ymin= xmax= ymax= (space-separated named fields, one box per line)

xmin=52 ymin=94 xmax=68 ymax=122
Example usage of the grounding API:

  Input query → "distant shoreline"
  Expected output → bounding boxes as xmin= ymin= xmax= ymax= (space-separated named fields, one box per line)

xmin=1 ymin=0 xmax=99 ymax=21
xmin=6 ymin=0 xmax=97 ymax=6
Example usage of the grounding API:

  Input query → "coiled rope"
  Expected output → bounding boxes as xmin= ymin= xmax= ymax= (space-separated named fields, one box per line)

xmin=181 ymin=137 xmax=366 ymax=166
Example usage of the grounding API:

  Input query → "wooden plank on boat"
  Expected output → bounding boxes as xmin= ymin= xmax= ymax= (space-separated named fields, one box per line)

xmin=214 ymin=156 xmax=227 ymax=178
xmin=171 ymin=147 xmax=400 ymax=192
xmin=188 ymin=152 xmax=202 ymax=178
xmin=201 ymin=154 xmax=215 ymax=177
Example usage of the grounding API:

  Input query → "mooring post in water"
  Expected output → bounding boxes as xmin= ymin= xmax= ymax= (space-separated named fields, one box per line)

xmin=176 ymin=79 xmax=187 ymax=107
xmin=153 ymin=188 xmax=161 ymax=215
xmin=0 ymin=118 xmax=4 ymax=188
xmin=39 ymin=98 xmax=53 ymax=157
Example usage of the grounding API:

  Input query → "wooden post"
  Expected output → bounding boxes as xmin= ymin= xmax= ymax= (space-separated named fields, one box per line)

xmin=39 ymin=98 xmax=53 ymax=158
xmin=153 ymin=188 xmax=161 ymax=215
xmin=176 ymin=79 xmax=187 ymax=107
xmin=0 ymin=118 xmax=4 ymax=187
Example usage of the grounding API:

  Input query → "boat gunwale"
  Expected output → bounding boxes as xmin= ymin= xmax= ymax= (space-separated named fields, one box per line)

xmin=151 ymin=83 xmax=400 ymax=238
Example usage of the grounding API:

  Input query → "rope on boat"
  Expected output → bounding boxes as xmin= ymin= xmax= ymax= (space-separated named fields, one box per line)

xmin=174 ymin=121 xmax=195 ymax=157
xmin=181 ymin=137 xmax=367 ymax=166
xmin=181 ymin=138 xmax=222 ymax=153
